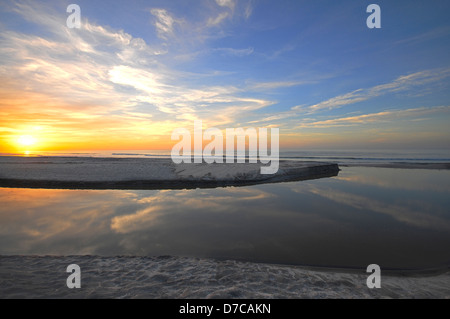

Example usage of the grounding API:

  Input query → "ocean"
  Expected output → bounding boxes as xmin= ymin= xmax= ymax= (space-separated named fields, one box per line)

xmin=2 ymin=149 xmax=450 ymax=165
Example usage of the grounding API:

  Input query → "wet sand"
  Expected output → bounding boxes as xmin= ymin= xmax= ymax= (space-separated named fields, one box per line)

xmin=0 ymin=256 xmax=449 ymax=299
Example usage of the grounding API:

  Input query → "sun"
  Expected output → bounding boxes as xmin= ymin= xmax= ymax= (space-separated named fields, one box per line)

xmin=17 ymin=135 xmax=37 ymax=147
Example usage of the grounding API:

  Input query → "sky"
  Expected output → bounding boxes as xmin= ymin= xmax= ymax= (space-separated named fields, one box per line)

xmin=0 ymin=0 xmax=449 ymax=152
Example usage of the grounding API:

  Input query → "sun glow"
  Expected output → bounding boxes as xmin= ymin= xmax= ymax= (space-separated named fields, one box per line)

xmin=17 ymin=135 xmax=37 ymax=147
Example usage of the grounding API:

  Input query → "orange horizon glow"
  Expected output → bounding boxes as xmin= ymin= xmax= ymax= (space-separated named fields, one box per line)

xmin=1 ymin=86 xmax=449 ymax=154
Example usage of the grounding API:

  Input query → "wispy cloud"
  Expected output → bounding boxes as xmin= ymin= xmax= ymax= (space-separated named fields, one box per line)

xmin=298 ymin=89 xmax=366 ymax=112
xmin=207 ymin=12 xmax=230 ymax=27
xmin=308 ymin=186 xmax=450 ymax=231
xmin=207 ymin=0 xmax=252 ymax=27
xmin=150 ymin=8 xmax=178 ymax=40
xmin=298 ymin=69 xmax=450 ymax=113
xmin=207 ymin=0 xmax=237 ymax=26
xmin=300 ymin=105 xmax=450 ymax=128
xmin=244 ymin=2 xmax=253 ymax=19
xmin=248 ymin=81 xmax=306 ymax=91
xmin=395 ymin=26 xmax=450 ymax=45
xmin=0 ymin=1 xmax=274 ymax=150
xmin=0 ymin=1 xmax=271 ymax=129
xmin=215 ymin=0 xmax=236 ymax=10
xmin=214 ymin=47 xmax=254 ymax=56
xmin=248 ymin=68 xmax=450 ymax=128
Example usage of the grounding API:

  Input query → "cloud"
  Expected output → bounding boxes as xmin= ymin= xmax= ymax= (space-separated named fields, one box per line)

xmin=0 ymin=0 xmax=274 ymax=145
xmin=208 ymin=0 xmax=252 ymax=27
xmin=215 ymin=0 xmax=236 ymax=10
xmin=150 ymin=8 xmax=178 ymax=39
xmin=303 ymin=89 xmax=366 ymax=111
xmin=244 ymin=2 xmax=253 ymax=19
xmin=302 ymin=105 xmax=450 ymax=128
xmin=299 ymin=69 xmax=450 ymax=113
xmin=214 ymin=47 xmax=254 ymax=56
xmin=249 ymin=81 xmax=305 ymax=91
xmin=247 ymin=68 xmax=450 ymax=129
xmin=207 ymin=12 xmax=230 ymax=26
xmin=108 ymin=65 xmax=165 ymax=95
xmin=395 ymin=26 xmax=450 ymax=45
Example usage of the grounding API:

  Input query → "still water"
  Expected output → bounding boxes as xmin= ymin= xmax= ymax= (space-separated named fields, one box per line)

xmin=0 ymin=166 xmax=449 ymax=270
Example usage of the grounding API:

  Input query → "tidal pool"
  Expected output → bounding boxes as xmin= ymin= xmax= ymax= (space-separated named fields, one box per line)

xmin=0 ymin=167 xmax=449 ymax=271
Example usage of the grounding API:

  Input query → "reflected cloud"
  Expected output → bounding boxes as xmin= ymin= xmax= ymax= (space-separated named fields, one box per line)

xmin=110 ymin=187 xmax=276 ymax=234
xmin=1 ymin=167 xmax=449 ymax=269
xmin=0 ymin=188 xmax=136 ymax=254
xmin=111 ymin=206 xmax=161 ymax=234
xmin=307 ymin=186 xmax=450 ymax=231
xmin=335 ymin=167 xmax=450 ymax=193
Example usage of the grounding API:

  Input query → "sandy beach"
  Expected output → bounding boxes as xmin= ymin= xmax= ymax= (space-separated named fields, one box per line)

xmin=0 ymin=156 xmax=339 ymax=190
xmin=2 ymin=0 xmax=450 ymax=302
xmin=1 ymin=155 xmax=450 ymax=191
xmin=1 ymin=157 xmax=449 ymax=299
xmin=1 ymin=256 xmax=449 ymax=299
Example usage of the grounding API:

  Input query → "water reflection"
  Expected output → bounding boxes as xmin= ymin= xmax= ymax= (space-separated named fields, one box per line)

xmin=0 ymin=167 xmax=449 ymax=270
xmin=335 ymin=167 xmax=450 ymax=192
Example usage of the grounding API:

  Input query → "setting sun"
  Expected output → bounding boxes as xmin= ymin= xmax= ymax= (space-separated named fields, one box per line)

xmin=17 ymin=135 xmax=37 ymax=147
